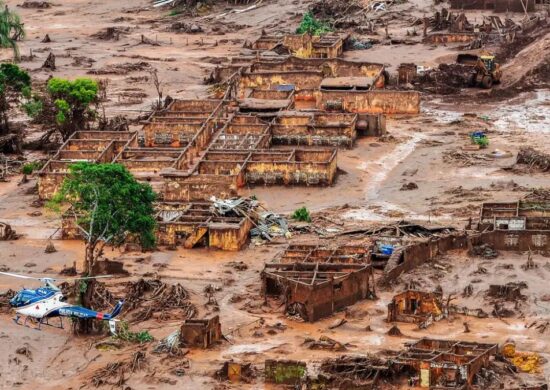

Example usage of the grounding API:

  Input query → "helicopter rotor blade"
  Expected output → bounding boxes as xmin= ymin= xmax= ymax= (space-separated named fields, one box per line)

xmin=54 ymin=275 xmax=114 ymax=281
xmin=0 ymin=271 xmax=43 ymax=280
xmin=0 ymin=271 xmax=115 ymax=282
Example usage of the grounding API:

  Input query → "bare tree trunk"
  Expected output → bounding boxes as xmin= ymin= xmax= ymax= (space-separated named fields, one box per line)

xmin=76 ymin=242 xmax=97 ymax=334
xmin=0 ymin=95 xmax=10 ymax=136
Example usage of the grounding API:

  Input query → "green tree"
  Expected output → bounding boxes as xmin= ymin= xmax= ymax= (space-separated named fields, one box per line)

xmin=46 ymin=77 xmax=99 ymax=140
xmin=0 ymin=63 xmax=30 ymax=151
xmin=50 ymin=162 xmax=156 ymax=332
xmin=0 ymin=3 xmax=25 ymax=60
xmin=296 ymin=12 xmax=331 ymax=36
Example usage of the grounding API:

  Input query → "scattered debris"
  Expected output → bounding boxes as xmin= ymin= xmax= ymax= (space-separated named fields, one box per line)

xmin=502 ymin=342 xmax=542 ymax=374
xmin=15 ymin=345 xmax=32 ymax=360
xmin=516 ymin=147 xmax=550 ymax=172
xmin=386 ymin=325 xmax=403 ymax=336
xmin=91 ymin=350 xmax=147 ymax=387
xmin=400 ymin=182 xmax=418 ymax=191
xmin=488 ymin=282 xmax=527 ymax=301
xmin=170 ymin=22 xmax=203 ymax=34
xmin=0 ymin=222 xmax=19 ymax=241
xmin=91 ymin=27 xmax=130 ymax=41
xmin=0 ymin=289 xmax=16 ymax=313
xmin=153 ymin=329 xmax=187 ymax=356
xmin=215 ymin=360 xmax=256 ymax=383
xmin=328 ymin=318 xmax=347 ymax=329
xmin=44 ymin=241 xmax=57 ymax=253
xmin=125 ymin=279 xmax=197 ymax=322
xmin=88 ymin=62 xmax=151 ymax=75
xmin=319 ymin=354 xmax=390 ymax=387
xmin=41 ymin=52 xmax=56 ymax=70
xmin=304 ymin=335 xmax=347 ymax=351
xmin=471 ymin=244 xmax=498 ymax=259
xmin=19 ymin=1 xmax=51 ymax=8
xmin=180 ymin=316 xmax=222 ymax=348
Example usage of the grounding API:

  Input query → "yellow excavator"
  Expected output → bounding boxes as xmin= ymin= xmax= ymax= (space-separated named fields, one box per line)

xmin=457 ymin=53 xmax=502 ymax=89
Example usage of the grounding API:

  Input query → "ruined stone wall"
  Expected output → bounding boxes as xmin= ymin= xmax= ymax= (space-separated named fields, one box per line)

xmin=281 ymin=267 xmax=372 ymax=321
xmin=245 ymin=157 xmax=337 ymax=186
xmin=283 ymin=34 xmax=313 ymax=53
xmin=478 ymin=230 xmax=550 ymax=252
xmin=143 ymin=122 xmax=203 ymax=147
xmin=384 ymin=230 xmax=550 ymax=283
xmin=238 ymin=71 xmax=323 ymax=98
xmin=209 ymin=218 xmax=252 ymax=251
xmin=264 ymin=360 xmax=307 ymax=385
xmin=252 ymin=57 xmax=384 ymax=78
xmin=38 ymin=172 xmax=65 ymax=200
xmin=156 ymin=223 xmax=197 ymax=246
xmin=424 ymin=33 xmax=478 ymax=44
xmin=118 ymin=157 xmax=178 ymax=172
xmin=163 ymin=174 xmax=237 ymax=202
xmin=317 ymin=90 xmax=420 ymax=114
xmin=180 ymin=316 xmax=222 ymax=348
xmin=383 ymin=234 xmax=469 ymax=283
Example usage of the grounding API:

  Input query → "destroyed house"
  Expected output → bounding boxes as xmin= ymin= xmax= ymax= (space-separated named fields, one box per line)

xmin=142 ymin=99 xmax=226 ymax=149
xmin=278 ymin=243 xmax=371 ymax=264
xmin=155 ymin=202 xmax=253 ymax=250
xmin=387 ymin=290 xmax=444 ymax=328
xmin=479 ymin=201 xmax=550 ymax=231
xmin=262 ymin=263 xmax=375 ymax=321
xmin=232 ymin=55 xmax=419 ymax=115
xmin=61 ymin=200 xmax=254 ymax=251
xmin=251 ymin=33 xmax=347 ymax=59
xmin=392 ymin=338 xmax=498 ymax=388
xmin=162 ymin=148 xmax=338 ymax=202
xmin=113 ymin=147 xmax=184 ymax=179
xmin=38 ymin=131 xmax=137 ymax=199
xmin=180 ymin=316 xmax=222 ymax=348
xmin=271 ymin=112 xmax=359 ymax=147
xmin=251 ymin=57 xmax=385 ymax=78
xmin=208 ymin=114 xmax=271 ymax=150
xmin=238 ymin=61 xmax=388 ymax=100
xmin=238 ymin=89 xmax=294 ymax=115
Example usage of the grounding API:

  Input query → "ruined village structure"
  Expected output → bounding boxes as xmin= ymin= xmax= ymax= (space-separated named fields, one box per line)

xmin=0 ymin=0 xmax=549 ymax=389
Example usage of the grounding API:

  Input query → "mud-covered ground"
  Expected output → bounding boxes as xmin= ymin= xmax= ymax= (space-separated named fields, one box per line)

xmin=0 ymin=0 xmax=549 ymax=389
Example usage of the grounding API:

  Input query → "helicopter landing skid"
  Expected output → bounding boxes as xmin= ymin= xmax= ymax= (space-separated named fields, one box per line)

xmin=14 ymin=315 xmax=64 ymax=330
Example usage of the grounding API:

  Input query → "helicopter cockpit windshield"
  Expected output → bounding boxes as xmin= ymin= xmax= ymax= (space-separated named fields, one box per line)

xmin=10 ymin=291 xmax=32 ymax=307
xmin=9 ymin=289 xmax=53 ymax=307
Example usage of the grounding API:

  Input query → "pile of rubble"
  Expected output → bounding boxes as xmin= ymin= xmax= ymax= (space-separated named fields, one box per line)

xmin=211 ymin=197 xmax=289 ymax=242
xmin=124 ymin=278 xmax=197 ymax=322
xmin=89 ymin=278 xmax=197 ymax=323
xmin=0 ymin=222 xmax=18 ymax=241
xmin=0 ymin=289 xmax=16 ymax=313
xmin=516 ymin=147 xmax=550 ymax=172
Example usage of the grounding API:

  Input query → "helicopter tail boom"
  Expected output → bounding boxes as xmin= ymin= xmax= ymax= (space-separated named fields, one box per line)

xmin=98 ymin=300 xmax=124 ymax=320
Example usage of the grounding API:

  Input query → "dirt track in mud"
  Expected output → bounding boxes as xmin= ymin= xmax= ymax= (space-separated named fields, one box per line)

xmin=0 ymin=0 xmax=549 ymax=389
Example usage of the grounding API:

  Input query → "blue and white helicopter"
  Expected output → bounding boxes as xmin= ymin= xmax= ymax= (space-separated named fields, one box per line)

xmin=0 ymin=271 xmax=124 ymax=333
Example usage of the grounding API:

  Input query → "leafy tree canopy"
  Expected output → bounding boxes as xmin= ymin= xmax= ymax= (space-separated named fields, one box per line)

xmin=296 ymin=12 xmax=331 ymax=36
xmin=0 ymin=3 xmax=25 ymax=59
xmin=0 ymin=63 xmax=30 ymax=93
xmin=47 ymin=78 xmax=98 ymax=106
xmin=51 ymin=162 xmax=157 ymax=250
xmin=0 ymin=63 xmax=30 ymax=140
xmin=46 ymin=77 xmax=99 ymax=125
